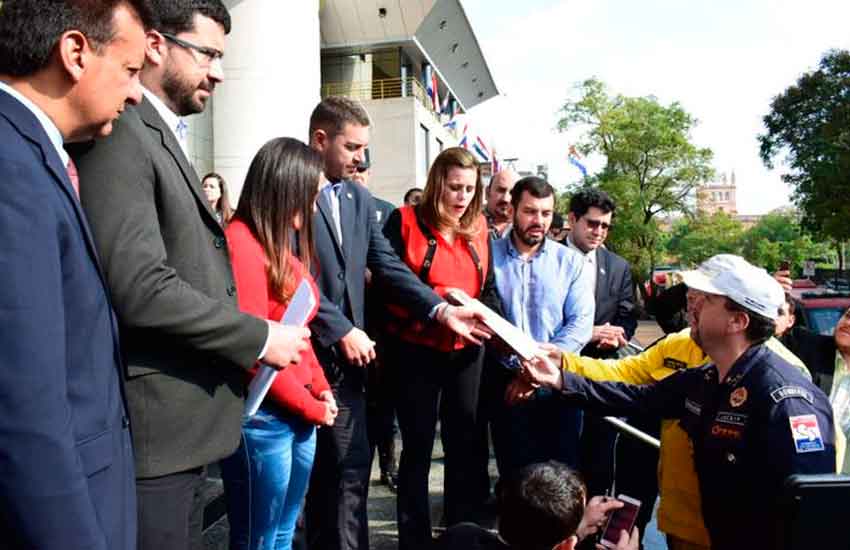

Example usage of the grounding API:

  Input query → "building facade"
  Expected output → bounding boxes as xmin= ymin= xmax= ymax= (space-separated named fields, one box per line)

xmin=182 ymin=0 xmax=498 ymax=205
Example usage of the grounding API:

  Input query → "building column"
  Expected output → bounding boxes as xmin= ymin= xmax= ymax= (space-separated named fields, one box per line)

xmin=214 ymin=0 xmax=322 ymax=200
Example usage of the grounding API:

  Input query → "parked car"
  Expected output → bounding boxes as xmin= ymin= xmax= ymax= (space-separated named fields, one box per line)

xmin=789 ymin=279 xmax=850 ymax=335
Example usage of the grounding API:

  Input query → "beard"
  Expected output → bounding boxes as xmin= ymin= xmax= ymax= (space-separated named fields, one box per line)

xmin=162 ymin=64 xmax=211 ymax=116
xmin=514 ymin=222 xmax=546 ymax=247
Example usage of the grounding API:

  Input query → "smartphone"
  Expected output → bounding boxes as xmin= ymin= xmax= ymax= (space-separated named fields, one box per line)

xmin=779 ymin=259 xmax=791 ymax=272
xmin=599 ymin=494 xmax=641 ymax=548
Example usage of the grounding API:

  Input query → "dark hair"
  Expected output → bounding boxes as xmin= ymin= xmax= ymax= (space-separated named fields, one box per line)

xmin=783 ymin=293 xmax=796 ymax=316
xmin=498 ymin=461 xmax=586 ymax=550
xmin=569 ymin=187 xmax=616 ymax=219
xmin=149 ymin=0 xmax=230 ymax=35
xmin=0 ymin=0 xmax=156 ymax=76
xmin=510 ymin=176 xmax=555 ymax=209
xmin=201 ymin=171 xmax=233 ymax=223
xmin=403 ymin=187 xmax=422 ymax=204
xmin=723 ymin=298 xmax=777 ymax=345
xmin=309 ymin=96 xmax=371 ymax=137
xmin=419 ymin=147 xmax=484 ymax=239
xmin=234 ymin=137 xmax=321 ymax=302
xmin=551 ymin=212 xmax=566 ymax=230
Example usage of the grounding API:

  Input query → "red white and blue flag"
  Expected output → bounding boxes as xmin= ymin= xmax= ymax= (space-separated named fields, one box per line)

xmin=473 ymin=136 xmax=490 ymax=162
xmin=568 ymin=145 xmax=588 ymax=178
xmin=424 ymin=65 xmax=439 ymax=111
xmin=459 ymin=122 xmax=469 ymax=149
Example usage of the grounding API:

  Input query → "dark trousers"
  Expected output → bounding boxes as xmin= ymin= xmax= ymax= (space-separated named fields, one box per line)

xmin=489 ymin=367 xmax=582 ymax=478
xmin=367 ymin=357 xmax=398 ymax=475
xmin=136 ymin=466 xmax=205 ymax=550
xmin=389 ymin=340 xmax=485 ymax=550
xmin=304 ymin=368 xmax=371 ymax=550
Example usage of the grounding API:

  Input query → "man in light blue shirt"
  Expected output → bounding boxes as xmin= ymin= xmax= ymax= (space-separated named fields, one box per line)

xmin=489 ymin=176 xmax=594 ymax=478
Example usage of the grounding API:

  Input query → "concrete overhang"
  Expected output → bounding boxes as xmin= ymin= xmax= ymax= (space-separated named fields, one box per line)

xmin=320 ymin=0 xmax=498 ymax=110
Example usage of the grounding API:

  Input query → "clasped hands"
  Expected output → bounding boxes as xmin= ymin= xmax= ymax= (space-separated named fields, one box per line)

xmin=592 ymin=322 xmax=628 ymax=349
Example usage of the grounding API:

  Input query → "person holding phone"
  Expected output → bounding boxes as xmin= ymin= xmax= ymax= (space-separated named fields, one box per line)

xmin=522 ymin=256 xmax=836 ymax=550
xmin=220 ymin=137 xmax=337 ymax=550
xmin=436 ymin=461 xmax=638 ymax=550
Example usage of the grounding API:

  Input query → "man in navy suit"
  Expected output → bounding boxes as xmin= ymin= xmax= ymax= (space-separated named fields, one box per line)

xmin=304 ymin=96 xmax=489 ymax=550
xmin=0 ymin=1 xmax=153 ymax=548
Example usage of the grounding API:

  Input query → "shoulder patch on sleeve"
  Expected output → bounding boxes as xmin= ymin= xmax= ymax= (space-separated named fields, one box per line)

xmin=663 ymin=357 xmax=688 ymax=371
xmin=789 ymin=414 xmax=825 ymax=453
xmin=771 ymin=386 xmax=814 ymax=405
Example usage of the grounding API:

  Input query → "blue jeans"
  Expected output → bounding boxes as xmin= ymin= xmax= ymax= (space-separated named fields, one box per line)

xmin=220 ymin=407 xmax=317 ymax=550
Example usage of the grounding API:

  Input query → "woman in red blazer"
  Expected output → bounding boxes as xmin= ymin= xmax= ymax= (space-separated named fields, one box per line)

xmin=220 ymin=137 xmax=337 ymax=550
xmin=381 ymin=147 xmax=503 ymax=550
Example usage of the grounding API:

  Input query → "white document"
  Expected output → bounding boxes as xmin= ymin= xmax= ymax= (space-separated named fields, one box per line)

xmin=445 ymin=289 xmax=538 ymax=360
xmin=244 ymin=278 xmax=316 ymax=417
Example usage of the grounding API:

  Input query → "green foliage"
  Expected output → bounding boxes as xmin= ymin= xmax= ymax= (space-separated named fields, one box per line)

xmin=665 ymin=210 xmax=833 ymax=275
xmin=759 ymin=49 xmax=850 ymax=242
xmin=739 ymin=212 xmax=834 ymax=274
xmin=666 ymin=212 xmax=744 ymax=267
xmin=557 ymin=79 xmax=714 ymax=284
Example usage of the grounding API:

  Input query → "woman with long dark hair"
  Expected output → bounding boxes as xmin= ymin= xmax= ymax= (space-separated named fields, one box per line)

xmin=381 ymin=147 xmax=502 ymax=550
xmin=220 ymin=137 xmax=337 ymax=550
xmin=201 ymin=171 xmax=234 ymax=225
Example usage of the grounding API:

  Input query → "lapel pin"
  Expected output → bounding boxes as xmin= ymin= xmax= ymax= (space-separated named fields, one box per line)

xmin=346 ymin=192 xmax=353 ymax=199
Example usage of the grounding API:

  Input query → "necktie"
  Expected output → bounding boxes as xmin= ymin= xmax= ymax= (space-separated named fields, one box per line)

xmin=175 ymin=119 xmax=189 ymax=153
xmin=66 ymin=157 xmax=80 ymax=198
xmin=324 ymin=182 xmax=343 ymax=245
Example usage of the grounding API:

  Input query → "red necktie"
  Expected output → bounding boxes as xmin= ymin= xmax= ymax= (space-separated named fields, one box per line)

xmin=66 ymin=157 xmax=80 ymax=198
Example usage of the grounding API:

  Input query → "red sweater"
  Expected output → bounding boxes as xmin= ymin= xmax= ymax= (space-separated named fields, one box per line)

xmin=226 ymin=219 xmax=330 ymax=424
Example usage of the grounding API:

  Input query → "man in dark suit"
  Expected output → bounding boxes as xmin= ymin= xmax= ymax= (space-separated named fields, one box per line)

xmin=565 ymin=189 xmax=647 ymax=547
xmin=0 ymin=1 xmax=153 ymax=548
xmin=304 ymin=96 xmax=489 ymax=550
xmin=70 ymin=2 xmax=311 ymax=548
xmin=352 ymin=158 xmax=400 ymax=490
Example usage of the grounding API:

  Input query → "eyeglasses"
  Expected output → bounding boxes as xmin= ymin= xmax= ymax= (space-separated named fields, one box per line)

xmin=161 ymin=32 xmax=223 ymax=68
xmin=584 ymin=218 xmax=612 ymax=231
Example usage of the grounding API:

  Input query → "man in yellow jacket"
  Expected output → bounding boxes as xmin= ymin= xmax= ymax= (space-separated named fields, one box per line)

xmin=522 ymin=255 xmax=834 ymax=550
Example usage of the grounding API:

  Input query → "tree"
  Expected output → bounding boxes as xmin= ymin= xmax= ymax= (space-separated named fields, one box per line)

xmin=557 ymin=79 xmax=714 ymax=291
xmin=739 ymin=211 xmax=833 ymax=275
xmin=666 ymin=212 xmax=744 ymax=267
xmin=759 ymin=49 xmax=850 ymax=267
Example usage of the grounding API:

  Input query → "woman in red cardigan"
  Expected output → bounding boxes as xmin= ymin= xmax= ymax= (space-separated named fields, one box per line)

xmin=220 ymin=137 xmax=337 ymax=550
xmin=381 ymin=147 xmax=503 ymax=550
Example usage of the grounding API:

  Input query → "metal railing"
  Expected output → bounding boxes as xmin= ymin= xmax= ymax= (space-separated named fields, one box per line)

xmin=321 ymin=76 xmax=431 ymax=108
xmin=320 ymin=77 xmax=457 ymax=137
xmin=604 ymin=340 xmax=661 ymax=449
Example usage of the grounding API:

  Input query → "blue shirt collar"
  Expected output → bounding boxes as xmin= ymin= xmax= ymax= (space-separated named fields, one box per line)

xmin=505 ymin=229 xmax=549 ymax=259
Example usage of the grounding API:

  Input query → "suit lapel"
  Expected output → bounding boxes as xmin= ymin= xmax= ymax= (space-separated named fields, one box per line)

xmin=0 ymin=90 xmax=108 ymax=280
xmin=338 ymin=181 xmax=356 ymax=265
xmin=136 ymin=98 xmax=220 ymax=232
xmin=317 ymin=186 xmax=344 ymax=259
xmin=595 ymin=247 xmax=608 ymax=299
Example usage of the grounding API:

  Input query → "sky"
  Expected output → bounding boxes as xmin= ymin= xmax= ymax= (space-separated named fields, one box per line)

xmin=459 ymin=0 xmax=850 ymax=215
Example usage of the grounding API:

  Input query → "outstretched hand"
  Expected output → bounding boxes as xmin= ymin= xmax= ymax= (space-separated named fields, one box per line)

xmin=520 ymin=353 xmax=564 ymax=390
xmin=437 ymin=304 xmax=492 ymax=345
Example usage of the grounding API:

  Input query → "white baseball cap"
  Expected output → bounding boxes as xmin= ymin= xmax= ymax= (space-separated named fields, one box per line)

xmin=680 ymin=254 xmax=784 ymax=320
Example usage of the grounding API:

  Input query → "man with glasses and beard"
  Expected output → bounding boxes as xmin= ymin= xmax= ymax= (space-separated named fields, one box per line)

xmin=69 ymin=1 xmax=312 ymax=548
xmin=488 ymin=177 xmax=594 ymax=481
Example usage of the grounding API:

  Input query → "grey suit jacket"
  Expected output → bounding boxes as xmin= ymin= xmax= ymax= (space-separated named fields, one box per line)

xmin=581 ymin=247 xmax=637 ymax=359
xmin=71 ymin=97 xmax=267 ymax=477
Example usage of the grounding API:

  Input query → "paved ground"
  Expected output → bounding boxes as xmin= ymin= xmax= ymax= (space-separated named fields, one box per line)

xmin=205 ymin=320 xmax=669 ymax=550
